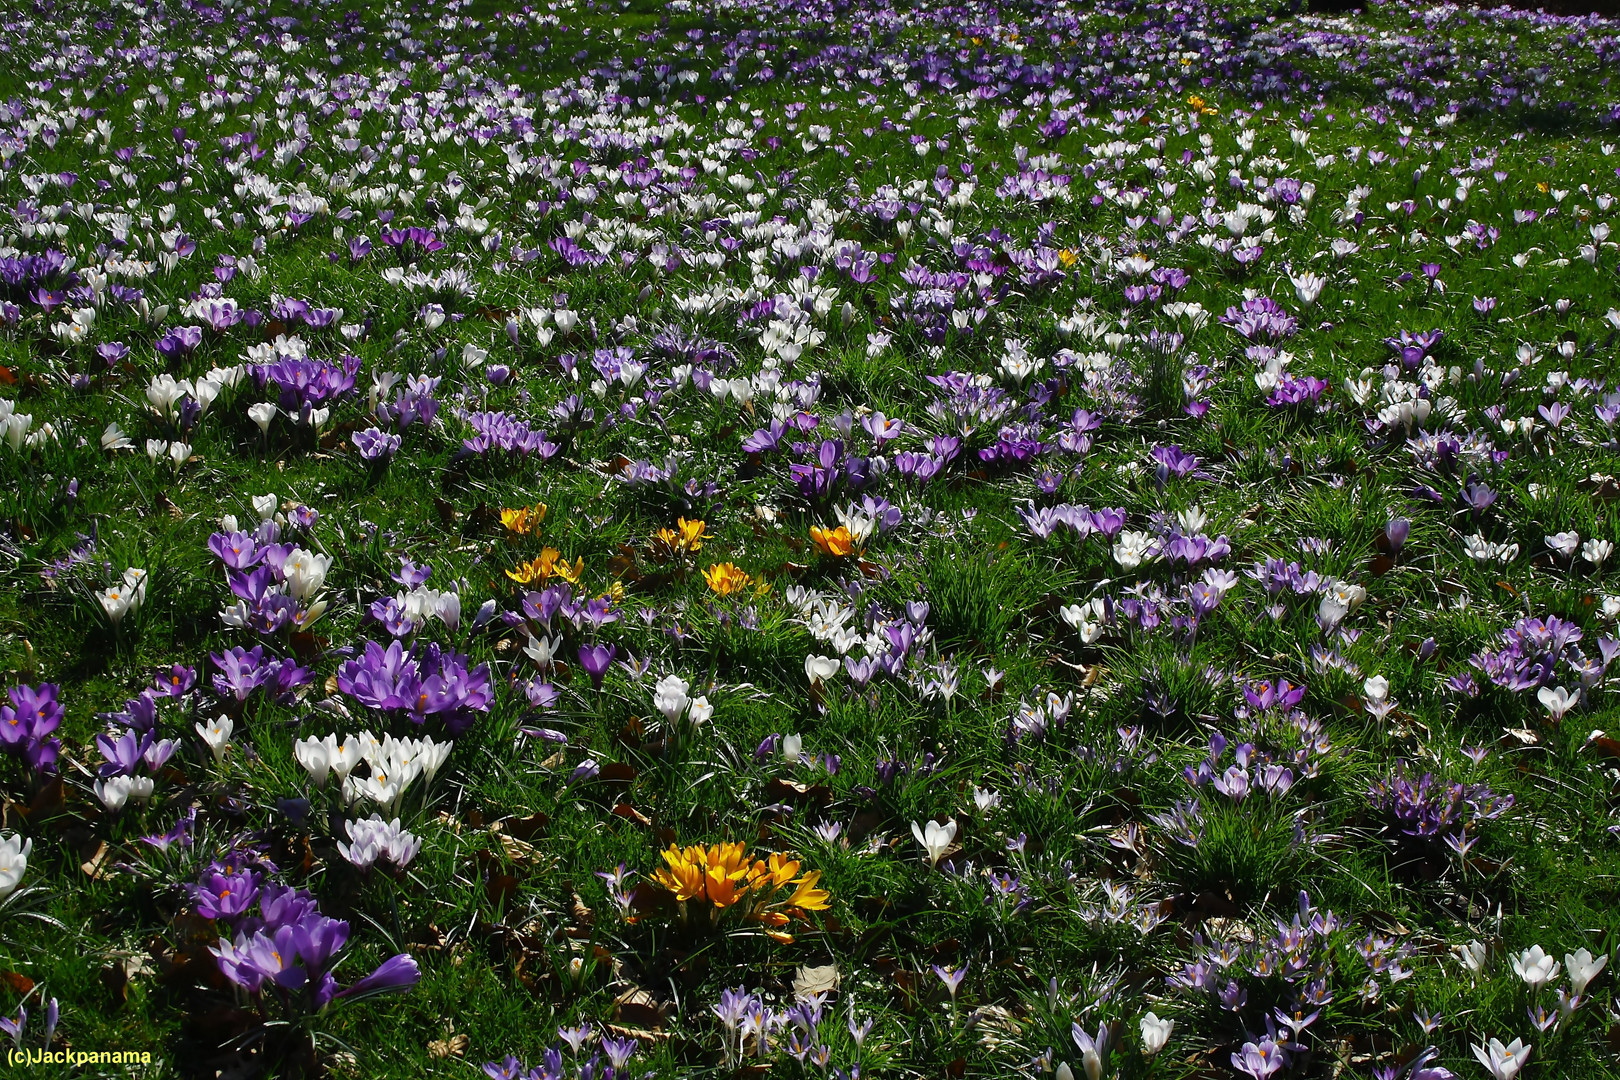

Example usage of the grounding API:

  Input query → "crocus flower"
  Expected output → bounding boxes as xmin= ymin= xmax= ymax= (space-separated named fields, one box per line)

xmin=1562 ymin=948 xmax=1605 ymax=997
xmin=1546 ymin=532 xmax=1581 ymax=559
xmin=1139 ymin=1012 xmax=1173 ymax=1057
xmin=1472 ymin=1037 xmax=1530 ymax=1080
xmin=0 ymin=834 xmax=31 ymax=900
xmin=99 ymin=567 xmax=148 ymax=624
xmin=578 ymin=644 xmax=616 ymax=689
xmin=1512 ymin=946 xmax=1560 ymax=990
xmin=294 ymin=734 xmax=338 ymax=787
xmin=933 ymin=962 xmax=968 ymax=1001
xmin=804 ymin=654 xmax=838 ymax=686
xmin=1231 ymin=1038 xmax=1286 ymax=1080
xmin=338 ymin=815 xmax=421 ymax=871
xmin=196 ymin=716 xmax=234 ymax=763
xmin=1536 ymin=686 xmax=1577 ymax=723
xmin=1071 ymin=1022 xmax=1114 ymax=1080
xmin=703 ymin=562 xmax=753 ymax=596
xmin=911 ymin=818 xmax=957 ymax=867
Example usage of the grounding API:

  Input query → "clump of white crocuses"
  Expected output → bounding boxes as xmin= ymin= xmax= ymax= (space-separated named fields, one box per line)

xmin=295 ymin=731 xmax=450 ymax=818
xmin=98 ymin=567 xmax=148 ymax=627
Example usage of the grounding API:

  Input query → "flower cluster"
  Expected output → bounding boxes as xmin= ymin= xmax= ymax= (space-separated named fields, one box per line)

xmin=648 ymin=841 xmax=830 ymax=940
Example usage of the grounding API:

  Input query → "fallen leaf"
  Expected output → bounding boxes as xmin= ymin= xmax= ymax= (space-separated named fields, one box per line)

xmin=612 ymin=986 xmax=665 ymax=1030
xmin=793 ymin=964 xmax=840 ymax=997
xmin=495 ymin=832 xmax=542 ymax=866
xmin=100 ymin=963 xmax=128 ymax=1004
xmin=428 ymin=1034 xmax=469 ymax=1059
xmin=81 ymin=840 xmax=110 ymax=879
xmin=612 ymin=802 xmax=653 ymax=827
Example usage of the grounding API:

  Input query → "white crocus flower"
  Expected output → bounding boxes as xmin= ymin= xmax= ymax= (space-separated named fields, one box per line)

xmin=1290 ymin=270 xmax=1325 ymax=307
xmin=0 ymin=834 xmax=32 ymax=899
xmin=145 ymin=373 xmax=192 ymax=419
xmin=1472 ymin=1037 xmax=1531 ymax=1080
xmin=1113 ymin=530 xmax=1157 ymax=571
xmin=294 ymin=734 xmax=337 ymax=787
xmin=99 ymin=568 xmax=148 ymax=625
xmin=249 ymin=401 xmax=277 ymax=434
xmin=998 ymin=338 xmax=1044 ymax=384
xmin=196 ymin=715 xmax=234 ymax=763
xmin=101 ymin=422 xmax=134 ymax=452
xmin=1566 ymin=948 xmax=1607 ymax=997
xmin=687 ymin=696 xmax=713 ymax=726
xmin=1139 ymin=1012 xmax=1174 ymax=1058
xmin=282 ymin=548 xmax=332 ymax=602
xmin=804 ymin=654 xmax=838 ymax=686
xmin=417 ymin=737 xmax=452 ymax=791
xmin=328 ymin=735 xmax=364 ymax=784
xmin=1512 ymin=945 xmax=1561 ymax=990
xmin=1536 ymin=686 xmax=1578 ymax=723
xmin=652 ymin=674 xmax=691 ymax=725
xmin=523 ymin=633 xmax=560 ymax=670
xmin=95 ymin=776 xmax=136 ymax=812
xmin=911 ymin=818 xmax=958 ymax=868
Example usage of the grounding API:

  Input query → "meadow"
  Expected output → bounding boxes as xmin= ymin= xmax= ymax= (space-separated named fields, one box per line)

xmin=1 ymin=0 xmax=1619 ymax=1076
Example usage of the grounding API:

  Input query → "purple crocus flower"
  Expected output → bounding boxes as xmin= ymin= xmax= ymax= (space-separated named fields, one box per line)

xmin=335 ymin=953 xmax=421 ymax=1002
xmin=96 ymin=729 xmax=153 ymax=777
xmin=190 ymin=867 xmax=261 ymax=923
xmin=578 ymin=644 xmax=616 ymax=689
xmin=1385 ymin=518 xmax=1410 ymax=554
xmin=0 ymin=684 xmax=61 ymax=746
xmin=1232 ymin=1038 xmax=1287 ymax=1079
xmin=1150 ymin=444 xmax=1200 ymax=482
xmin=154 ymin=664 xmax=197 ymax=698
xmin=1460 ymin=481 xmax=1497 ymax=519
xmin=600 ymin=1035 xmax=638 ymax=1071
xmin=0 ymin=684 xmax=63 ymax=770
xmin=208 ymin=531 xmax=265 ymax=569
xmin=353 ymin=427 xmax=402 ymax=461
xmin=211 ymin=645 xmax=270 ymax=701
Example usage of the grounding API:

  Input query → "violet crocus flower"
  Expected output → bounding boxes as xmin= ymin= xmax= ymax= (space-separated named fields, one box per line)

xmin=1071 ymin=1022 xmax=1114 ymax=1080
xmin=1385 ymin=518 xmax=1410 ymax=555
xmin=933 ymin=962 xmax=969 ymax=1001
xmin=154 ymin=664 xmax=197 ymax=697
xmin=578 ymin=644 xmax=616 ymax=689
xmin=190 ymin=866 xmax=261 ymax=923
xmin=0 ymin=683 xmax=63 ymax=773
xmin=1150 ymin=444 xmax=1200 ymax=483
xmin=95 ymin=729 xmax=153 ymax=777
xmin=0 ymin=684 xmax=62 ymax=748
xmin=211 ymin=645 xmax=270 ymax=701
xmin=1461 ymin=482 xmax=1497 ymax=520
xmin=600 ymin=1035 xmax=638 ymax=1071
xmin=353 ymin=427 xmax=402 ymax=461
xmin=1232 ymin=1037 xmax=1286 ymax=1079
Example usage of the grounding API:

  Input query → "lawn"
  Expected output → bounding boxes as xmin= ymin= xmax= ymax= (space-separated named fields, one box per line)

xmin=0 ymin=0 xmax=1619 ymax=1077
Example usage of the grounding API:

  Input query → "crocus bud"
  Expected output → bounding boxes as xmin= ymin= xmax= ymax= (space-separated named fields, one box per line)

xmin=1385 ymin=517 xmax=1409 ymax=554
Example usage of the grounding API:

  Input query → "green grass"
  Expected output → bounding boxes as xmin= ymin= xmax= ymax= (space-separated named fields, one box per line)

xmin=0 ymin=0 xmax=1617 ymax=1076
